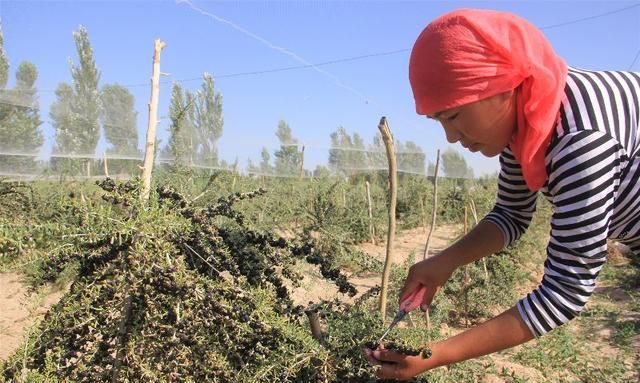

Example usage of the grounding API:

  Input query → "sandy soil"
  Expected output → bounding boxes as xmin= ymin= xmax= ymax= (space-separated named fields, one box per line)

xmin=0 ymin=225 xmax=460 ymax=363
xmin=0 ymin=273 xmax=65 ymax=361
xmin=291 ymin=224 xmax=461 ymax=306
xmin=1 ymin=224 xmax=637 ymax=383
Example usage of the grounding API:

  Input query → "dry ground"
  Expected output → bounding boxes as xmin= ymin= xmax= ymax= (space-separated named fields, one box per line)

xmin=1 ymin=224 xmax=637 ymax=383
xmin=0 ymin=273 xmax=65 ymax=361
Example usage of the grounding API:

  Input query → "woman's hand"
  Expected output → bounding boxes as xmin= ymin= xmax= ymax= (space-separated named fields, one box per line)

xmin=399 ymin=251 xmax=457 ymax=311
xmin=401 ymin=220 xmax=505 ymax=310
xmin=363 ymin=344 xmax=430 ymax=380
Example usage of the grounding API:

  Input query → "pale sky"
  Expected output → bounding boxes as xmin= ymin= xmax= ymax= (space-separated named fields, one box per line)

xmin=2 ymin=0 xmax=639 ymax=175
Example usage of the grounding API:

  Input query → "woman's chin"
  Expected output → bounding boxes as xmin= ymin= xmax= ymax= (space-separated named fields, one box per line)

xmin=479 ymin=146 xmax=501 ymax=157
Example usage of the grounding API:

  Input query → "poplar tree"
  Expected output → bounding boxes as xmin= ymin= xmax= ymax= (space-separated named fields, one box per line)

xmin=259 ymin=147 xmax=272 ymax=175
xmin=441 ymin=147 xmax=474 ymax=179
xmin=273 ymin=120 xmax=300 ymax=176
xmin=0 ymin=25 xmax=43 ymax=173
xmin=50 ymin=25 xmax=101 ymax=173
xmin=100 ymin=84 xmax=139 ymax=174
xmin=192 ymin=73 xmax=223 ymax=168
xmin=165 ymin=83 xmax=194 ymax=168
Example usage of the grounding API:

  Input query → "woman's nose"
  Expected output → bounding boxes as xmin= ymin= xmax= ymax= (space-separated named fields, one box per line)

xmin=443 ymin=125 xmax=461 ymax=143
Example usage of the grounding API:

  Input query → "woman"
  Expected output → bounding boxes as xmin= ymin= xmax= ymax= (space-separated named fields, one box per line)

xmin=364 ymin=8 xmax=640 ymax=380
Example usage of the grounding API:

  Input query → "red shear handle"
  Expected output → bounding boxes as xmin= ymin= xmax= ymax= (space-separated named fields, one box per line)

xmin=399 ymin=285 xmax=427 ymax=312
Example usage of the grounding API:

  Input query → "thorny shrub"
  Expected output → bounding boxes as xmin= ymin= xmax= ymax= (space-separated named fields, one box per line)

xmin=1 ymin=178 xmax=432 ymax=383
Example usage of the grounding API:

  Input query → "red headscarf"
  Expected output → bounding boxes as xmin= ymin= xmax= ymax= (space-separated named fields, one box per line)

xmin=409 ymin=8 xmax=567 ymax=191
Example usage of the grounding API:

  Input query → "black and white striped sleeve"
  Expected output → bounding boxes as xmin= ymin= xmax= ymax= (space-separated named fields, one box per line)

xmin=482 ymin=148 xmax=538 ymax=248
xmin=516 ymin=130 xmax=624 ymax=337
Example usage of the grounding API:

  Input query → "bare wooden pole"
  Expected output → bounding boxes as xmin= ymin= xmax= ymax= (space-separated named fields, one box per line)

xmin=420 ymin=196 xmax=427 ymax=233
xmin=299 ymin=145 xmax=305 ymax=180
xmin=423 ymin=149 xmax=440 ymax=260
xmin=141 ymin=38 xmax=166 ymax=202
xmin=304 ymin=306 xmax=325 ymax=345
xmin=422 ymin=149 xmax=440 ymax=339
xmin=463 ymin=206 xmax=470 ymax=328
xmin=85 ymin=160 xmax=91 ymax=178
xmin=377 ymin=117 xmax=397 ymax=322
xmin=103 ymin=151 xmax=109 ymax=178
xmin=365 ymin=180 xmax=376 ymax=245
xmin=469 ymin=199 xmax=489 ymax=282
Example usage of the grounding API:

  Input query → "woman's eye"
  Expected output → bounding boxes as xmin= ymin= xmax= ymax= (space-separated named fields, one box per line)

xmin=446 ymin=113 xmax=459 ymax=121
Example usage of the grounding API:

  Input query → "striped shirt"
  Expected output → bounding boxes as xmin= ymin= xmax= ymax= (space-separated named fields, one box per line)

xmin=483 ymin=67 xmax=640 ymax=337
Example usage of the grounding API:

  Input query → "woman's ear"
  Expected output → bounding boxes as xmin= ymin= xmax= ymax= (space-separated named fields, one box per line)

xmin=500 ymin=88 xmax=516 ymax=102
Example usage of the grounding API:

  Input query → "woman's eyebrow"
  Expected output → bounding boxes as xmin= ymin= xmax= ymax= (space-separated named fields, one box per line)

xmin=427 ymin=112 xmax=443 ymax=120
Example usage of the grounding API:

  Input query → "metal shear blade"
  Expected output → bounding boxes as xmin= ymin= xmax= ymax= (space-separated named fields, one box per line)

xmin=376 ymin=309 xmax=407 ymax=344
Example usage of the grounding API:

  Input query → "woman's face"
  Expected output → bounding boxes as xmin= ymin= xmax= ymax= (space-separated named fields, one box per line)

xmin=426 ymin=90 xmax=517 ymax=157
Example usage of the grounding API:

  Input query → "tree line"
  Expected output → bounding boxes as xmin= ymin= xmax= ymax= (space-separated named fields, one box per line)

xmin=0 ymin=24 xmax=475 ymax=179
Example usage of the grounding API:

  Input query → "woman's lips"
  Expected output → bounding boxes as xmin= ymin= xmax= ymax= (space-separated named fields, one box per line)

xmin=462 ymin=142 xmax=481 ymax=152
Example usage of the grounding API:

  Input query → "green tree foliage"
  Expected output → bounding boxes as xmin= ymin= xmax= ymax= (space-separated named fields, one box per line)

xmin=427 ymin=161 xmax=437 ymax=176
xmin=328 ymin=126 xmax=351 ymax=175
xmin=273 ymin=120 xmax=301 ymax=176
xmin=397 ymin=141 xmax=426 ymax=175
xmin=329 ymin=129 xmax=426 ymax=178
xmin=192 ymin=73 xmax=223 ymax=168
xmin=328 ymin=127 xmax=367 ymax=177
xmin=441 ymin=147 xmax=474 ymax=179
xmin=246 ymin=158 xmax=257 ymax=174
xmin=351 ymin=133 xmax=366 ymax=169
xmin=164 ymin=83 xmax=194 ymax=168
xmin=0 ymin=29 xmax=43 ymax=173
xmin=49 ymin=83 xmax=74 ymax=154
xmin=259 ymin=147 xmax=272 ymax=175
xmin=0 ymin=24 xmax=8 ymax=89
xmin=366 ymin=132 xmax=387 ymax=171
xmin=50 ymin=25 xmax=101 ymax=174
xmin=69 ymin=25 xmax=101 ymax=155
xmin=99 ymin=84 xmax=139 ymax=175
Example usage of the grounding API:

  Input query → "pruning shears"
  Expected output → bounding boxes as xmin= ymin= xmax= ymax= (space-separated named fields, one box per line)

xmin=377 ymin=285 xmax=427 ymax=344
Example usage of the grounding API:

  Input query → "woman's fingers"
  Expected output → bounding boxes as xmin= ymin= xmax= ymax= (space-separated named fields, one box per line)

xmin=376 ymin=362 xmax=406 ymax=380
xmin=421 ymin=286 xmax=437 ymax=309
xmin=362 ymin=348 xmax=382 ymax=366
xmin=372 ymin=348 xmax=405 ymax=363
xmin=365 ymin=347 xmax=425 ymax=380
xmin=399 ymin=278 xmax=421 ymax=305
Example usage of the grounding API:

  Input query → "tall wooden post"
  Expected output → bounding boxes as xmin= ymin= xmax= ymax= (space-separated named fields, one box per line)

xmin=304 ymin=306 xmax=325 ymax=345
xmin=103 ymin=151 xmax=109 ymax=178
xmin=141 ymin=39 xmax=166 ymax=202
xmin=423 ymin=149 xmax=440 ymax=260
xmin=299 ymin=145 xmax=305 ymax=180
xmin=469 ymin=199 xmax=489 ymax=282
xmin=365 ymin=181 xmax=376 ymax=245
xmin=377 ymin=117 xmax=397 ymax=322
xmin=422 ymin=149 xmax=440 ymax=338
xmin=463 ymin=206 xmax=470 ymax=327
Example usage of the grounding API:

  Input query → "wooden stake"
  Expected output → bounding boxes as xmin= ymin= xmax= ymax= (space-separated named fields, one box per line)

xmin=422 ymin=149 xmax=440 ymax=339
xmin=423 ymin=150 xmax=440 ymax=260
xmin=419 ymin=196 xmax=426 ymax=233
xmin=141 ymin=38 xmax=166 ymax=202
xmin=463 ymin=206 xmax=470 ymax=328
xmin=469 ymin=199 xmax=489 ymax=282
xmin=365 ymin=180 xmax=376 ymax=245
xmin=299 ymin=145 xmax=305 ymax=180
xmin=305 ymin=307 xmax=325 ymax=345
xmin=103 ymin=151 xmax=109 ymax=177
xmin=377 ymin=117 xmax=397 ymax=322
